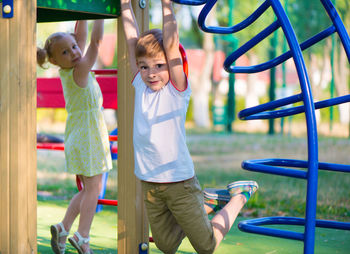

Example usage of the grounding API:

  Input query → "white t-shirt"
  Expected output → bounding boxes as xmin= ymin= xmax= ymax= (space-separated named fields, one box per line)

xmin=132 ymin=72 xmax=194 ymax=182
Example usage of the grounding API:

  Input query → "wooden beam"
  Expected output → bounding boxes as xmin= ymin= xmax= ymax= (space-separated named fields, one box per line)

xmin=0 ymin=0 xmax=37 ymax=253
xmin=117 ymin=0 xmax=149 ymax=253
xmin=0 ymin=3 xmax=11 ymax=252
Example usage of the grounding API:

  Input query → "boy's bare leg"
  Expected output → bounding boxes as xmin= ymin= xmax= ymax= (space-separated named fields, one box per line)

xmin=211 ymin=194 xmax=246 ymax=249
xmin=204 ymin=204 xmax=215 ymax=214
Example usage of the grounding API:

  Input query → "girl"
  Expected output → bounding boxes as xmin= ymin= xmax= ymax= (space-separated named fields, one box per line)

xmin=37 ymin=20 xmax=112 ymax=254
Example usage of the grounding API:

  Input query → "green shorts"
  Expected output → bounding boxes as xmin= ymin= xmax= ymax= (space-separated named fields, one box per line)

xmin=141 ymin=176 xmax=216 ymax=254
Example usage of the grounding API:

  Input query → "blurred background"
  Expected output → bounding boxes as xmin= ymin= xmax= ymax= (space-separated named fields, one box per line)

xmin=37 ymin=0 xmax=350 ymax=138
xmin=36 ymin=1 xmax=350 ymax=252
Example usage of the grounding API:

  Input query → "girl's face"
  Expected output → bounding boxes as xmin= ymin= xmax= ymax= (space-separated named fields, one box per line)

xmin=137 ymin=54 xmax=170 ymax=91
xmin=49 ymin=35 xmax=82 ymax=69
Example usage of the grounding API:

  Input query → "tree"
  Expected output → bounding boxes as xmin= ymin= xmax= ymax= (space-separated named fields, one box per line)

xmin=332 ymin=0 xmax=350 ymax=124
xmin=218 ymin=0 xmax=275 ymax=118
xmin=178 ymin=5 xmax=215 ymax=128
xmin=288 ymin=0 xmax=350 ymax=124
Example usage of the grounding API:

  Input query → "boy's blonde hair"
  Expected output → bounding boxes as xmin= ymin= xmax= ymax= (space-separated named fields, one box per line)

xmin=37 ymin=32 xmax=76 ymax=68
xmin=135 ymin=29 xmax=165 ymax=61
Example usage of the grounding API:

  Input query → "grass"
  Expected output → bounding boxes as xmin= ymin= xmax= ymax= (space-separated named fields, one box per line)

xmin=37 ymin=201 xmax=350 ymax=254
xmin=37 ymin=130 xmax=350 ymax=253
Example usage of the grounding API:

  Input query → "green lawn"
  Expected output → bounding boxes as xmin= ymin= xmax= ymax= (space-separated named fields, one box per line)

xmin=37 ymin=200 xmax=350 ymax=254
xmin=37 ymin=131 xmax=350 ymax=253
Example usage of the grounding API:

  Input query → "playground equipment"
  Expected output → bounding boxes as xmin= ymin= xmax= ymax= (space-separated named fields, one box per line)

xmin=1 ymin=0 xmax=149 ymax=253
xmin=172 ymin=0 xmax=350 ymax=253
xmin=36 ymin=69 xmax=119 ymax=212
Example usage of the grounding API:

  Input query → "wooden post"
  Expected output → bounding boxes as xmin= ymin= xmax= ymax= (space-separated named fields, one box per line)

xmin=117 ymin=0 xmax=149 ymax=253
xmin=0 ymin=0 xmax=37 ymax=253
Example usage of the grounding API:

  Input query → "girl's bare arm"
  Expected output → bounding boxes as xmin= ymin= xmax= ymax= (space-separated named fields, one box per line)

xmin=121 ymin=0 xmax=140 ymax=76
xmin=162 ymin=0 xmax=186 ymax=91
xmin=74 ymin=20 xmax=88 ymax=53
xmin=74 ymin=20 xmax=104 ymax=87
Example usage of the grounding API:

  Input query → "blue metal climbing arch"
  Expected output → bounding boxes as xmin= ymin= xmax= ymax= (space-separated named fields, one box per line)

xmin=172 ymin=0 xmax=350 ymax=253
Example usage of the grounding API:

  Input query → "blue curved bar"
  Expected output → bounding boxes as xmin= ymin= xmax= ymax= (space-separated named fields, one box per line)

xmin=239 ymin=218 xmax=305 ymax=241
xmin=239 ymin=217 xmax=350 ymax=240
xmin=269 ymin=2 xmax=319 ymax=252
xmin=224 ymin=21 xmax=280 ymax=73
xmin=238 ymin=94 xmax=302 ymax=119
xmin=242 ymin=158 xmax=350 ymax=175
xmin=242 ymin=159 xmax=308 ymax=179
xmin=318 ymin=161 xmax=350 ymax=173
xmin=226 ymin=26 xmax=336 ymax=74
xmin=321 ymin=0 xmax=350 ymax=60
xmin=171 ymin=0 xmax=350 ymax=253
xmin=239 ymin=94 xmax=350 ymax=120
xmin=225 ymin=0 xmax=350 ymax=75
xmin=171 ymin=0 xmax=207 ymax=5
xmin=197 ymin=0 xmax=271 ymax=34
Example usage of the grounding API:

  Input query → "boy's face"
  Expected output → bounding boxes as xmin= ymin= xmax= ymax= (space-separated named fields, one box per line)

xmin=49 ymin=35 xmax=82 ymax=69
xmin=137 ymin=54 xmax=169 ymax=91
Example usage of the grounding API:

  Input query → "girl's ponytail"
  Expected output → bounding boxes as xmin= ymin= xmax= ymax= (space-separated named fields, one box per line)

xmin=36 ymin=32 xmax=67 ymax=68
xmin=37 ymin=47 xmax=48 ymax=68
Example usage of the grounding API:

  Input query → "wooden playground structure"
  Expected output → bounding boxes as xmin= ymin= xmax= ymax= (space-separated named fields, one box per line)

xmin=0 ymin=0 xmax=148 ymax=253
xmin=2 ymin=0 xmax=349 ymax=254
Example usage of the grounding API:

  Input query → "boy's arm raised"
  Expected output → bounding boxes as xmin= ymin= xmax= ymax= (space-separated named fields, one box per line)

xmin=162 ymin=0 xmax=187 ymax=91
xmin=121 ymin=0 xmax=140 ymax=76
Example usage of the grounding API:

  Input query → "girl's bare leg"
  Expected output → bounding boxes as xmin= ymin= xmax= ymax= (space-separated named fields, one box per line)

xmin=74 ymin=174 xmax=102 ymax=251
xmin=54 ymin=175 xmax=84 ymax=246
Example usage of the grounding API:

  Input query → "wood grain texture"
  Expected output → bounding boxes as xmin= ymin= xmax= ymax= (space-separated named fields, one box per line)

xmin=0 ymin=0 xmax=37 ymax=253
xmin=117 ymin=0 xmax=149 ymax=252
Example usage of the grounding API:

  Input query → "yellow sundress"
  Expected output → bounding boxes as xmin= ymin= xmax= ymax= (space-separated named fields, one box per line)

xmin=59 ymin=68 xmax=112 ymax=176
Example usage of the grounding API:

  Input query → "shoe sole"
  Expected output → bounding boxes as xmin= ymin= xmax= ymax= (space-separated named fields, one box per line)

xmin=203 ymin=188 xmax=230 ymax=201
xmin=227 ymin=180 xmax=258 ymax=190
xmin=68 ymin=237 xmax=84 ymax=254
xmin=50 ymin=225 xmax=61 ymax=254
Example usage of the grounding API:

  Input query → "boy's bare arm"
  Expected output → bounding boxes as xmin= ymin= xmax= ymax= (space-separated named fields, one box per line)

xmin=162 ymin=0 xmax=187 ymax=91
xmin=74 ymin=20 xmax=88 ymax=54
xmin=121 ymin=0 xmax=139 ymax=76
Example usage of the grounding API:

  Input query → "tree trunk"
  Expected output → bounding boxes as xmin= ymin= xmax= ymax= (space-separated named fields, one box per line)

xmin=245 ymin=54 xmax=260 ymax=109
xmin=190 ymin=6 xmax=216 ymax=128
xmin=333 ymin=39 xmax=349 ymax=124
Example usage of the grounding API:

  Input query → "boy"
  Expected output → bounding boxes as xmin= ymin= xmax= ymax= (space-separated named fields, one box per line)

xmin=120 ymin=0 xmax=258 ymax=253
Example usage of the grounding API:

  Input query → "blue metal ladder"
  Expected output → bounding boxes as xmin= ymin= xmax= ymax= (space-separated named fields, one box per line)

xmin=172 ymin=0 xmax=350 ymax=253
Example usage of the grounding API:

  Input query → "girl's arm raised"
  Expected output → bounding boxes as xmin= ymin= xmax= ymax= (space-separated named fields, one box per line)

xmin=74 ymin=20 xmax=104 ymax=87
xmin=74 ymin=20 xmax=87 ymax=53
xmin=162 ymin=0 xmax=186 ymax=91
xmin=120 ymin=0 xmax=139 ymax=76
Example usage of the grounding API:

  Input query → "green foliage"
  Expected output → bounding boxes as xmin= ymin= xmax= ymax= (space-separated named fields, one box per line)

xmin=215 ymin=0 xmax=276 ymax=58
xmin=186 ymin=98 xmax=194 ymax=122
xmin=288 ymin=0 xmax=332 ymax=41
xmin=178 ymin=6 xmax=204 ymax=48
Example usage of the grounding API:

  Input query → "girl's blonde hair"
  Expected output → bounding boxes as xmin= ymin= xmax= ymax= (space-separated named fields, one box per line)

xmin=37 ymin=32 xmax=76 ymax=68
xmin=135 ymin=29 xmax=165 ymax=60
